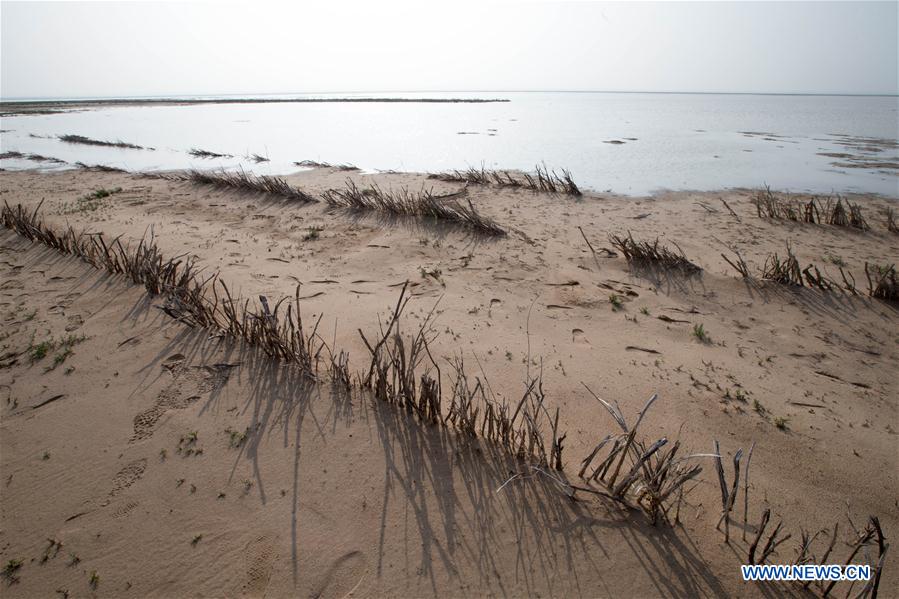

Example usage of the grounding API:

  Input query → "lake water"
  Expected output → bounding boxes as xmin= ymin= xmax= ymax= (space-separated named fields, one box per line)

xmin=1 ymin=92 xmax=897 ymax=197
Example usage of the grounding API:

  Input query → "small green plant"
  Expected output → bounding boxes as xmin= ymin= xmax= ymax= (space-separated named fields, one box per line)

xmin=640 ymin=307 xmax=650 ymax=316
xmin=31 ymin=334 xmax=86 ymax=368
xmin=68 ymin=553 xmax=80 ymax=567
xmin=159 ymin=449 xmax=167 ymax=460
xmin=50 ymin=347 xmax=74 ymax=369
xmin=217 ymin=491 xmax=226 ymax=499
xmin=774 ymin=416 xmax=789 ymax=430
xmin=30 ymin=340 xmax=54 ymax=361
xmin=609 ymin=294 xmax=623 ymax=311
xmin=825 ymin=253 xmax=846 ymax=267
xmin=2 ymin=559 xmax=23 ymax=583
xmin=302 ymin=226 xmax=322 ymax=241
xmin=41 ymin=450 xmax=51 ymax=460
xmin=177 ymin=431 xmax=199 ymax=455
xmin=88 ymin=570 xmax=99 ymax=589
xmin=88 ymin=187 xmax=122 ymax=200
xmin=226 ymin=427 xmax=247 ymax=448
xmin=692 ymin=323 xmax=710 ymax=343
xmin=62 ymin=187 xmax=121 ymax=214
xmin=419 ymin=266 xmax=443 ymax=283
xmin=23 ymin=309 xmax=37 ymax=322
xmin=191 ymin=534 xmax=203 ymax=546
xmin=753 ymin=399 xmax=765 ymax=415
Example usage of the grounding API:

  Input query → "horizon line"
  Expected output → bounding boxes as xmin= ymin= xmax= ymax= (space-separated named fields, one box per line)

xmin=2 ymin=89 xmax=898 ymax=103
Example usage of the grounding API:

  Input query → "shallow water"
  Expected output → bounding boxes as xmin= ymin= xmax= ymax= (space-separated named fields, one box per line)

xmin=1 ymin=91 xmax=897 ymax=196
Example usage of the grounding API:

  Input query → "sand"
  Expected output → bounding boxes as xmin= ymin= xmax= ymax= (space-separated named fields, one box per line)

xmin=0 ymin=166 xmax=896 ymax=597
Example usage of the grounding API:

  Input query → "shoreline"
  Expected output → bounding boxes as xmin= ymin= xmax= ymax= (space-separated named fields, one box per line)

xmin=0 ymin=96 xmax=510 ymax=116
xmin=2 ymin=157 xmax=899 ymax=201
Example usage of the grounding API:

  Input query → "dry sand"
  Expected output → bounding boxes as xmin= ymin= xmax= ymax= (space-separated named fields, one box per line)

xmin=0 ymin=167 xmax=896 ymax=597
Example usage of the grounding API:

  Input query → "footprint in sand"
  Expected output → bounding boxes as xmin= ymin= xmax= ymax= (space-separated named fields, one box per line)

xmin=241 ymin=535 xmax=278 ymax=596
xmin=111 ymin=500 xmax=140 ymax=519
xmin=309 ymin=551 xmax=367 ymax=599
xmin=132 ymin=360 xmax=234 ymax=441
xmin=110 ymin=458 xmax=147 ymax=496
xmin=572 ymin=328 xmax=590 ymax=344
xmin=65 ymin=314 xmax=83 ymax=331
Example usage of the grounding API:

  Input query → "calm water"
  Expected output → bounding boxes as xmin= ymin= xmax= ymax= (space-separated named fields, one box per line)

xmin=1 ymin=92 xmax=897 ymax=196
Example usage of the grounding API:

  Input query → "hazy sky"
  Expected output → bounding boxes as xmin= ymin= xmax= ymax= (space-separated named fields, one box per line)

xmin=1 ymin=1 xmax=897 ymax=99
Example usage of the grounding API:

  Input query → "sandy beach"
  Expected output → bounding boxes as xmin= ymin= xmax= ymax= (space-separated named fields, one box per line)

xmin=1 ymin=165 xmax=896 ymax=597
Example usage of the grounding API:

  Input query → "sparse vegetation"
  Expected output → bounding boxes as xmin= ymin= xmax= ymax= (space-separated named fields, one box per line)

xmin=165 ymin=168 xmax=318 ymax=203
xmin=609 ymin=232 xmax=701 ymax=274
xmin=294 ymin=159 xmax=358 ymax=171
xmin=225 ymin=427 xmax=247 ymax=448
xmin=188 ymin=148 xmax=232 ymax=159
xmin=865 ymin=263 xmax=897 ymax=302
xmin=754 ymin=185 xmax=870 ymax=231
xmin=609 ymin=294 xmax=623 ymax=311
xmin=692 ymin=323 xmax=710 ymax=343
xmin=428 ymin=162 xmax=581 ymax=196
xmin=29 ymin=340 xmax=53 ymax=361
xmin=61 ymin=187 xmax=122 ymax=214
xmin=2 ymin=559 xmax=23 ymax=583
xmin=322 ymin=180 xmax=505 ymax=236
xmin=28 ymin=334 xmax=86 ymax=370
xmin=59 ymin=134 xmax=146 ymax=150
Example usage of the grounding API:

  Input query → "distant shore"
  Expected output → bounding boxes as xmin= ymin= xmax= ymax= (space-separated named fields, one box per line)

xmin=0 ymin=96 xmax=510 ymax=116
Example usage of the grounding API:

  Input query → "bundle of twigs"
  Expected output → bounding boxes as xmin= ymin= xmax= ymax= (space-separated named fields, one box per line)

xmin=752 ymin=243 xmax=862 ymax=294
xmin=321 ymin=180 xmax=505 ymax=236
xmin=1 ymin=201 xmax=323 ymax=377
xmin=428 ymin=163 xmax=581 ymax=196
xmin=75 ymin=162 xmax=128 ymax=173
xmin=608 ymin=232 xmax=701 ymax=274
xmin=357 ymin=284 xmax=564 ymax=469
xmin=165 ymin=168 xmax=318 ymax=203
xmin=761 ymin=243 xmax=804 ymax=285
xmin=578 ymin=390 xmax=704 ymax=523
xmin=754 ymin=186 xmax=871 ymax=231
xmin=821 ymin=196 xmax=870 ymax=231
xmin=188 ymin=148 xmax=233 ymax=159
xmin=884 ymin=207 xmax=898 ymax=234
xmin=865 ymin=263 xmax=898 ymax=302
xmin=59 ymin=134 xmax=146 ymax=150
xmin=0 ymin=151 xmax=66 ymax=164
xmin=294 ymin=160 xmax=358 ymax=171
xmin=753 ymin=185 xmax=818 ymax=222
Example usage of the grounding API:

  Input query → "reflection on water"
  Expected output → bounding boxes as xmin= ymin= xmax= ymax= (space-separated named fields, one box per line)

xmin=1 ymin=92 xmax=897 ymax=196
